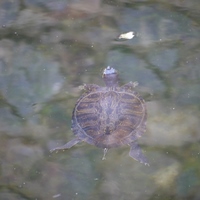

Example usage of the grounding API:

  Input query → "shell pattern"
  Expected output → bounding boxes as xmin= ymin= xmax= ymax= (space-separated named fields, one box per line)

xmin=72 ymin=87 xmax=146 ymax=149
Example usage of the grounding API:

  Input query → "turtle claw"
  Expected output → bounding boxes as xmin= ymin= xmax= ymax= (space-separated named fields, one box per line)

xmin=50 ymin=138 xmax=81 ymax=153
xmin=129 ymin=142 xmax=149 ymax=166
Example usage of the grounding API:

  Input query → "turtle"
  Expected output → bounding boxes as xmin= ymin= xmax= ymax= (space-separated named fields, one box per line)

xmin=51 ymin=66 xmax=149 ymax=165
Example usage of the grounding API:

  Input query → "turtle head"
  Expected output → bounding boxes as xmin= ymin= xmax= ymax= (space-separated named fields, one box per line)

xmin=103 ymin=66 xmax=119 ymax=87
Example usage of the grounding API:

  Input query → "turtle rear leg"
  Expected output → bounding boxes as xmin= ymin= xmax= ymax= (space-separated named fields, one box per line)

xmin=50 ymin=138 xmax=81 ymax=153
xmin=129 ymin=142 xmax=149 ymax=166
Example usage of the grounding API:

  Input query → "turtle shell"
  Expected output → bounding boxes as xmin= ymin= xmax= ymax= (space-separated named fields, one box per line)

xmin=72 ymin=85 xmax=146 ymax=149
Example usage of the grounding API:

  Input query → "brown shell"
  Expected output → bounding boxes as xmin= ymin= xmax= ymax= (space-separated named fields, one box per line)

xmin=71 ymin=86 xmax=146 ymax=149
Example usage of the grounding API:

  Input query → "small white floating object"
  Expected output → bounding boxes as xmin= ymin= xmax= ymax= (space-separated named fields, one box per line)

xmin=53 ymin=194 xmax=61 ymax=198
xmin=118 ymin=31 xmax=135 ymax=40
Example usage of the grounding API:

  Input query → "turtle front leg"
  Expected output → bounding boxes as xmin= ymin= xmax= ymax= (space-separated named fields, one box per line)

xmin=50 ymin=138 xmax=82 ymax=153
xmin=121 ymin=81 xmax=138 ymax=90
xmin=129 ymin=142 xmax=149 ymax=166
xmin=80 ymin=84 xmax=100 ymax=92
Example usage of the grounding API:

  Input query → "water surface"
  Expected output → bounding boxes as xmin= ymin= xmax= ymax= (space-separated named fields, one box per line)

xmin=0 ymin=0 xmax=200 ymax=199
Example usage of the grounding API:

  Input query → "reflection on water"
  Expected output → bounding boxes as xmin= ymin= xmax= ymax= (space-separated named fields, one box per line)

xmin=0 ymin=0 xmax=200 ymax=199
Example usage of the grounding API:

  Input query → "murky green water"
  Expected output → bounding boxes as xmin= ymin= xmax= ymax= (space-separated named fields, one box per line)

xmin=0 ymin=0 xmax=200 ymax=199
